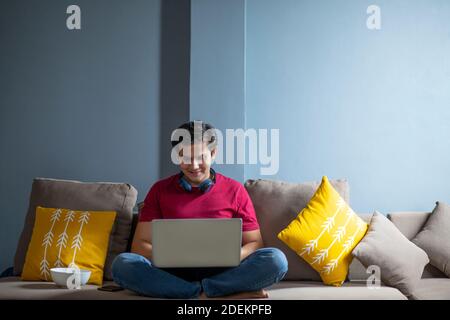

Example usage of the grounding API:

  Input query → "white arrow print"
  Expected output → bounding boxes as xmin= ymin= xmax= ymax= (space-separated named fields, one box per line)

xmin=40 ymin=259 xmax=50 ymax=279
xmin=40 ymin=208 xmax=61 ymax=279
xmin=334 ymin=226 xmax=346 ymax=242
xmin=299 ymin=198 xmax=346 ymax=257
xmin=54 ymin=210 xmax=75 ymax=268
xmin=42 ymin=231 xmax=54 ymax=247
xmin=71 ymin=234 xmax=83 ymax=250
xmin=321 ymin=259 xmax=339 ymax=275
xmin=322 ymin=217 xmax=335 ymax=233
xmin=311 ymin=209 xmax=354 ymax=265
xmin=300 ymin=239 xmax=318 ymax=256
xmin=311 ymin=249 xmax=329 ymax=265
xmin=320 ymin=219 xmax=365 ymax=275
xmin=70 ymin=211 xmax=90 ymax=265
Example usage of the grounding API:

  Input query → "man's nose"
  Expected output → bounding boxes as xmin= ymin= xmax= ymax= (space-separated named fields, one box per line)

xmin=191 ymin=158 xmax=200 ymax=169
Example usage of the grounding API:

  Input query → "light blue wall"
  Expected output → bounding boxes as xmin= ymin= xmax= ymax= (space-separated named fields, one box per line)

xmin=2 ymin=0 xmax=449 ymax=273
xmin=0 ymin=0 xmax=189 ymax=272
xmin=246 ymin=0 xmax=450 ymax=213
xmin=190 ymin=0 xmax=246 ymax=182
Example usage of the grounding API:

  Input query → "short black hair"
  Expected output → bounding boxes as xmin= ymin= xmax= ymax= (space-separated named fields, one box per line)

xmin=171 ymin=120 xmax=217 ymax=149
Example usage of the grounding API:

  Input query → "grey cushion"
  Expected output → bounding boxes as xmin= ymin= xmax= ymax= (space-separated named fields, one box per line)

xmin=352 ymin=212 xmax=429 ymax=297
xmin=13 ymin=178 xmax=138 ymax=280
xmin=347 ymin=213 xmax=374 ymax=282
xmin=412 ymin=202 xmax=450 ymax=278
xmin=0 ymin=277 xmax=406 ymax=300
xmin=388 ymin=211 xmax=447 ymax=278
xmin=409 ymin=278 xmax=450 ymax=300
xmin=244 ymin=178 xmax=350 ymax=281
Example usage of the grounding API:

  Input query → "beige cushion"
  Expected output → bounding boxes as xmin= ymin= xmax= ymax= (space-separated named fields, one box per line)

xmin=388 ymin=211 xmax=447 ymax=278
xmin=13 ymin=178 xmax=138 ymax=280
xmin=266 ymin=281 xmax=406 ymax=300
xmin=347 ymin=213 xmax=373 ymax=282
xmin=412 ymin=202 xmax=450 ymax=278
xmin=409 ymin=278 xmax=450 ymax=300
xmin=353 ymin=212 xmax=429 ymax=297
xmin=244 ymin=178 xmax=349 ymax=281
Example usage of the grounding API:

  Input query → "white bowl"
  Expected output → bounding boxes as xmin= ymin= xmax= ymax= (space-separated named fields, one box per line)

xmin=50 ymin=267 xmax=91 ymax=287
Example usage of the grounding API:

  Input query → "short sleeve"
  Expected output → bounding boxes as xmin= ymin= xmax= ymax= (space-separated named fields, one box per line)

xmin=234 ymin=184 xmax=260 ymax=232
xmin=139 ymin=183 xmax=163 ymax=222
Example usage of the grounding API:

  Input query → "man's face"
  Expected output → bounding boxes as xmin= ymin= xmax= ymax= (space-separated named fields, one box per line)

xmin=179 ymin=142 xmax=216 ymax=186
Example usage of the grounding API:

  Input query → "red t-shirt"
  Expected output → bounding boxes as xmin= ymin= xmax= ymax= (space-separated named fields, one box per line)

xmin=139 ymin=172 xmax=260 ymax=232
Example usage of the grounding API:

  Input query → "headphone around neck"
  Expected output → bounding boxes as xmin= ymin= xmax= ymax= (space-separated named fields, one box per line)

xmin=179 ymin=168 xmax=216 ymax=193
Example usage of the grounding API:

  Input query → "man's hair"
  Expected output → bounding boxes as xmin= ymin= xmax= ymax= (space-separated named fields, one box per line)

xmin=171 ymin=120 xmax=217 ymax=149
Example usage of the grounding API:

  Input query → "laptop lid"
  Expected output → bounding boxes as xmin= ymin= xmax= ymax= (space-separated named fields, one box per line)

xmin=151 ymin=218 xmax=242 ymax=268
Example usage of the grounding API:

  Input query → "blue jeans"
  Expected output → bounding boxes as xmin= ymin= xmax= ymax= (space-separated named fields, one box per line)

xmin=111 ymin=248 xmax=288 ymax=299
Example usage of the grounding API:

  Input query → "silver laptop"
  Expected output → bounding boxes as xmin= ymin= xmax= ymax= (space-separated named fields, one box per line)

xmin=151 ymin=218 xmax=242 ymax=268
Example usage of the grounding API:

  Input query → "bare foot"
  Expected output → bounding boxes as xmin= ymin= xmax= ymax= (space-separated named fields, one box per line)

xmin=199 ymin=289 xmax=269 ymax=300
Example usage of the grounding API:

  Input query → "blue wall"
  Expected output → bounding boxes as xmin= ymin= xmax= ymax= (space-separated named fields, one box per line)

xmin=245 ymin=0 xmax=450 ymax=213
xmin=1 ymin=0 xmax=449 ymax=272
xmin=190 ymin=0 xmax=246 ymax=181
xmin=0 ymin=0 xmax=189 ymax=272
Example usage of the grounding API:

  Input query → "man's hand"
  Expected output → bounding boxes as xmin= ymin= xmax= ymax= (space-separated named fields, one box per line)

xmin=240 ymin=229 xmax=264 ymax=261
xmin=131 ymin=221 xmax=153 ymax=260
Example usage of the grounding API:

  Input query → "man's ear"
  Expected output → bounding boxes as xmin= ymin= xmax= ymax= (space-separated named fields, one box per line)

xmin=210 ymin=147 xmax=217 ymax=160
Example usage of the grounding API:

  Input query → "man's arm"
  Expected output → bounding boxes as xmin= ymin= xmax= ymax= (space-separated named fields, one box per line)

xmin=131 ymin=221 xmax=153 ymax=260
xmin=240 ymin=229 xmax=264 ymax=261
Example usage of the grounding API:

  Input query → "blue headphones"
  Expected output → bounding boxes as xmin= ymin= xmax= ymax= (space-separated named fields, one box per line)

xmin=179 ymin=168 xmax=216 ymax=193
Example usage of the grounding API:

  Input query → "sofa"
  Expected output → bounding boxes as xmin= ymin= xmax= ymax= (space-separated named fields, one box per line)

xmin=0 ymin=178 xmax=449 ymax=300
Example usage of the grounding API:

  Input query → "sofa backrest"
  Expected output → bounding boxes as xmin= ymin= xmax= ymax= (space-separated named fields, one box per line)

xmin=127 ymin=212 xmax=140 ymax=252
xmin=244 ymin=178 xmax=350 ymax=281
xmin=129 ymin=196 xmax=446 ymax=281
xmin=14 ymin=178 xmax=138 ymax=281
xmin=388 ymin=211 xmax=445 ymax=278
xmin=388 ymin=212 xmax=430 ymax=240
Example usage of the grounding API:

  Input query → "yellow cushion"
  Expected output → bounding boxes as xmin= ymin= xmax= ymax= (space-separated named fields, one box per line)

xmin=277 ymin=176 xmax=368 ymax=286
xmin=22 ymin=206 xmax=116 ymax=285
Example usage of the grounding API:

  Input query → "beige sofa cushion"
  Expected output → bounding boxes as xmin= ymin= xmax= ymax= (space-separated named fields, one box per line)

xmin=388 ymin=211 xmax=447 ymax=278
xmin=266 ymin=281 xmax=406 ymax=300
xmin=347 ymin=213 xmax=373 ymax=282
xmin=412 ymin=202 xmax=450 ymax=278
xmin=352 ymin=212 xmax=429 ymax=297
xmin=244 ymin=178 xmax=349 ymax=281
xmin=13 ymin=178 xmax=138 ymax=280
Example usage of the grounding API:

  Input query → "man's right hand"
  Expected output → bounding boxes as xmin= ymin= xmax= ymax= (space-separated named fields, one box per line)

xmin=131 ymin=221 xmax=153 ymax=260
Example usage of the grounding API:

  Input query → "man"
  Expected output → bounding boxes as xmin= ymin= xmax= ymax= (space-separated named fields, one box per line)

xmin=112 ymin=121 xmax=288 ymax=299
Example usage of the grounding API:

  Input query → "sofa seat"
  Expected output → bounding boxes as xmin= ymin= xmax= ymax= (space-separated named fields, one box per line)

xmin=0 ymin=277 xmax=405 ymax=300
xmin=409 ymin=278 xmax=450 ymax=300
xmin=266 ymin=281 xmax=406 ymax=300
xmin=0 ymin=277 xmax=150 ymax=300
